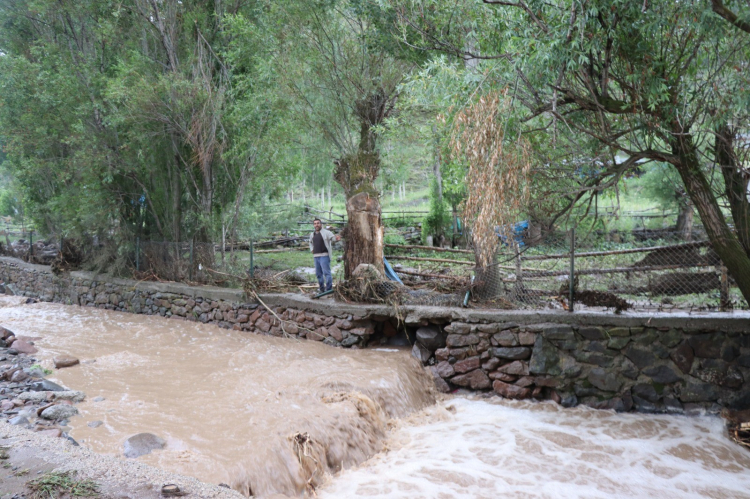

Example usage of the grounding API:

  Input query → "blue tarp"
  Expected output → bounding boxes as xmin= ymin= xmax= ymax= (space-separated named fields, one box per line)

xmin=383 ymin=257 xmax=403 ymax=284
xmin=495 ymin=221 xmax=529 ymax=247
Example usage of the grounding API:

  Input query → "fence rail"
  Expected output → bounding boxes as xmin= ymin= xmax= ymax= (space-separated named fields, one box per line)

xmin=0 ymin=217 xmax=744 ymax=313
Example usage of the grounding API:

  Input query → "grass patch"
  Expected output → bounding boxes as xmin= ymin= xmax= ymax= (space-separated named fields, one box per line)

xmin=30 ymin=364 xmax=53 ymax=376
xmin=27 ymin=471 xmax=99 ymax=498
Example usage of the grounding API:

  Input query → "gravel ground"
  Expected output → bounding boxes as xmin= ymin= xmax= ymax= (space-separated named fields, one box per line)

xmin=0 ymin=420 xmax=247 ymax=499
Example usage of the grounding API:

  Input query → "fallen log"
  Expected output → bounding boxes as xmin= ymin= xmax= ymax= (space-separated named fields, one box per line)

xmin=252 ymin=236 xmax=308 ymax=249
xmin=519 ymin=240 xmax=711 ymax=261
xmin=385 ymin=243 xmax=472 ymax=254
xmin=302 ymin=205 xmax=346 ymax=218
xmin=254 ymin=247 xmax=307 ymax=254
xmin=395 ymin=269 xmax=468 ymax=279
xmin=523 ymin=262 xmax=714 ymax=277
xmin=385 ymin=255 xmax=475 ymax=266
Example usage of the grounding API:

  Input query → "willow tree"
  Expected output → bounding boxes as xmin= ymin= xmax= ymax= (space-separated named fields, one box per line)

xmin=271 ymin=1 xmax=411 ymax=278
xmin=395 ymin=0 xmax=750 ymax=304
xmin=0 ymin=0 xmax=277 ymax=253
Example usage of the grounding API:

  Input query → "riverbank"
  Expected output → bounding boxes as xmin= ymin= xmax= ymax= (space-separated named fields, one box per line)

xmin=0 ymin=296 xmax=748 ymax=498
xmin=1 ymin=255 xmax=748 ymax=415
xmin=0 ymin=296 xmax=436 ymax=497
xmin=0 ymin=420 xmax=244 ymax=498
xmin=0 ymin=322 xmax=243 ymax=499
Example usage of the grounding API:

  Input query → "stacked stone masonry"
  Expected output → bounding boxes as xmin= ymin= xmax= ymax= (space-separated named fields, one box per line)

xmin=415 ymin=321 xmax=750 ymax=414
xmin=0 ymin=257 xmax=747 ymax=414
xmin=0 ymin=259 xmax=372 ymax=348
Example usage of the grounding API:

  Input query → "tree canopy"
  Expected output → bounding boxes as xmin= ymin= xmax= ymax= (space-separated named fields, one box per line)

xmin=0 ymin=0 xmax=749 ymax=303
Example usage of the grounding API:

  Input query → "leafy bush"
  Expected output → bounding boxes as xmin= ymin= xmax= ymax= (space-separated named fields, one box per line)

xmin=421 ymin=178 xmax=450 ymax=244
xmin=384 ymin=232 xmax=406 ymax=245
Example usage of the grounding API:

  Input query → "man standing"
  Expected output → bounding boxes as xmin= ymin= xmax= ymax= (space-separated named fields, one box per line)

xmin=309 ymin=218 xmax=339 ymax=293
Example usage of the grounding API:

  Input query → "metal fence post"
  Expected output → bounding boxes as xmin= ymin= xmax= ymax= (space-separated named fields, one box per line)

xmin=514 ymin=242 xmax=524 ymax=301
xmin=136 ymin=237 xmax=140 ymax=271
xmin=249 ymin=238 xmax=254 ymax=279
xmin=29 ymin=230 xmax=33 ymax=259
xmin=569 ymin=228 xmax=575 ymax=312
xmin=189 ymin=240 xmax=194 ymax=281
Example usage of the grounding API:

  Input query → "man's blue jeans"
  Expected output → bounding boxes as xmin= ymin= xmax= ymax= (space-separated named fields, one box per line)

xmin=314 ymin=255 xmax=332 ymax=292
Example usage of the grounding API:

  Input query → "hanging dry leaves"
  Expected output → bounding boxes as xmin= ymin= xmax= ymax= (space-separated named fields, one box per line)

xmin=450 ymin=91 xmax=532 ymax=268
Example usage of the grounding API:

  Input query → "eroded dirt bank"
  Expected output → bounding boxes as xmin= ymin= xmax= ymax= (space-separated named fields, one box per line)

xmin=0 ymin=296 xmax=436 ymax=497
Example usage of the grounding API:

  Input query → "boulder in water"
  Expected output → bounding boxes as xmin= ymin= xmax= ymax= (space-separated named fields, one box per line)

xmin=411 ymin=342 xmax=432 ymax=364
xmin=0 ymin=326 xmax=14 ymax=339
xmin=54 ymin=355 xmax=80 ymax=369
xmin=123 ymin=433 xmax=166 ymax=458
xmin=416 ymin=325 xmax=446 ymax=351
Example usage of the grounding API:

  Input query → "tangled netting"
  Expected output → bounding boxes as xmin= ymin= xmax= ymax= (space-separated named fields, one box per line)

xmin=242 ymin=268 xmax=311 ymax=294
xmin=335 ymin=265 xmax=403 ymax=305
xmin=723 ymin=409 xmax=750 ymax=451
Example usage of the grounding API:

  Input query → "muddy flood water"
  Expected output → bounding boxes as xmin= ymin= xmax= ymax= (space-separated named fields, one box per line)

xmin=1 ymin=296 xmax=749 ymax=498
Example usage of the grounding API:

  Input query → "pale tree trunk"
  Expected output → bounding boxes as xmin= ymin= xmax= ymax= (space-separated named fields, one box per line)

xmin=333 ymin=90 xmax=396 ymax=279
xmin=675 ymin=200 xmax=693 ymax=240
xmin=344 ymin=191 xmax=384 ymax=278
xmin=433 ymin=125 xmax=443 ymax=203
xmin=672 ymin=133 xmax=750 ymax=304
xmin=335 ymin=150 xmax=384 ymax=279
xmin=171 ymin=161 xmax=181 ymax=243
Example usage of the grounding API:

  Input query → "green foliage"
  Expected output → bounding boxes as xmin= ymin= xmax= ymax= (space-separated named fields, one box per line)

xmin=628 ymin=164 xmax=687 ymax=211
xmin=27 ymin=471 xmax=98 ymax=498
xmin=29 ymin=363 xmax=53 ymax=376
xmin=384 ymin=232 xmax=406 ymax=245
xmin=0 ymin=0 xmax=286 ymax=248
xmin=0 ymin=189 xmax=19 ymax=218
xmin=421 ymin=178 xmax=450 ymax=243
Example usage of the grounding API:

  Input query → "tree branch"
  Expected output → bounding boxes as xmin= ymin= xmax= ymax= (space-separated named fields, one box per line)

xmin=483 ymin=1 xmax=549 ymax=34
xmin=711 ymin=0 xmax=750 ymax=34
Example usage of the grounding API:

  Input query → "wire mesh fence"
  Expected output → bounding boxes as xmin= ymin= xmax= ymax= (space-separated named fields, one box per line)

xmin=0 ymin=216 xmax=746 ymax=313
xmin=470 ymin=227 xmax=742 ymax=312
xmin=133 ymin=238 xmax=328 ymax=292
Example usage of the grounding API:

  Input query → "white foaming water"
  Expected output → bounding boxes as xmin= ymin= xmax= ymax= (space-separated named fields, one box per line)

xmin=319 ymin=396 xmax=750 ymax=499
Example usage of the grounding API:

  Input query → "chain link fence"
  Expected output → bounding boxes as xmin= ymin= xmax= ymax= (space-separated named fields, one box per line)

xmin=470 ymin=227 xmax=743 ymax=312
xmin=0 ymin=215 xmax=746 ymax=313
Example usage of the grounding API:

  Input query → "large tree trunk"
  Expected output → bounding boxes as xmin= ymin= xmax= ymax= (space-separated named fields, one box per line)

xmin=335 ymin=150 xmax=384 ymax=279
xmin=715 ymin=123 xmax=750 ymax=255
xmin=344 ymin=192 xmax=384 ymax=278
xmin=334 ymin=91 xmax=393 ymax=279
xmin=672 ymin=133 xmax=750 ymax=304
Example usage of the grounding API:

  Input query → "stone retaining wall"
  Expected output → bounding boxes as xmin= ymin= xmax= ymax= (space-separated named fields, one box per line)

xmin=1 ymin=256 xmax=748 ymax=414
xmin=414 ymin=321 xmax=749 ymax=414
xmin=0 ymin=258 xmax=373 ymax=348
